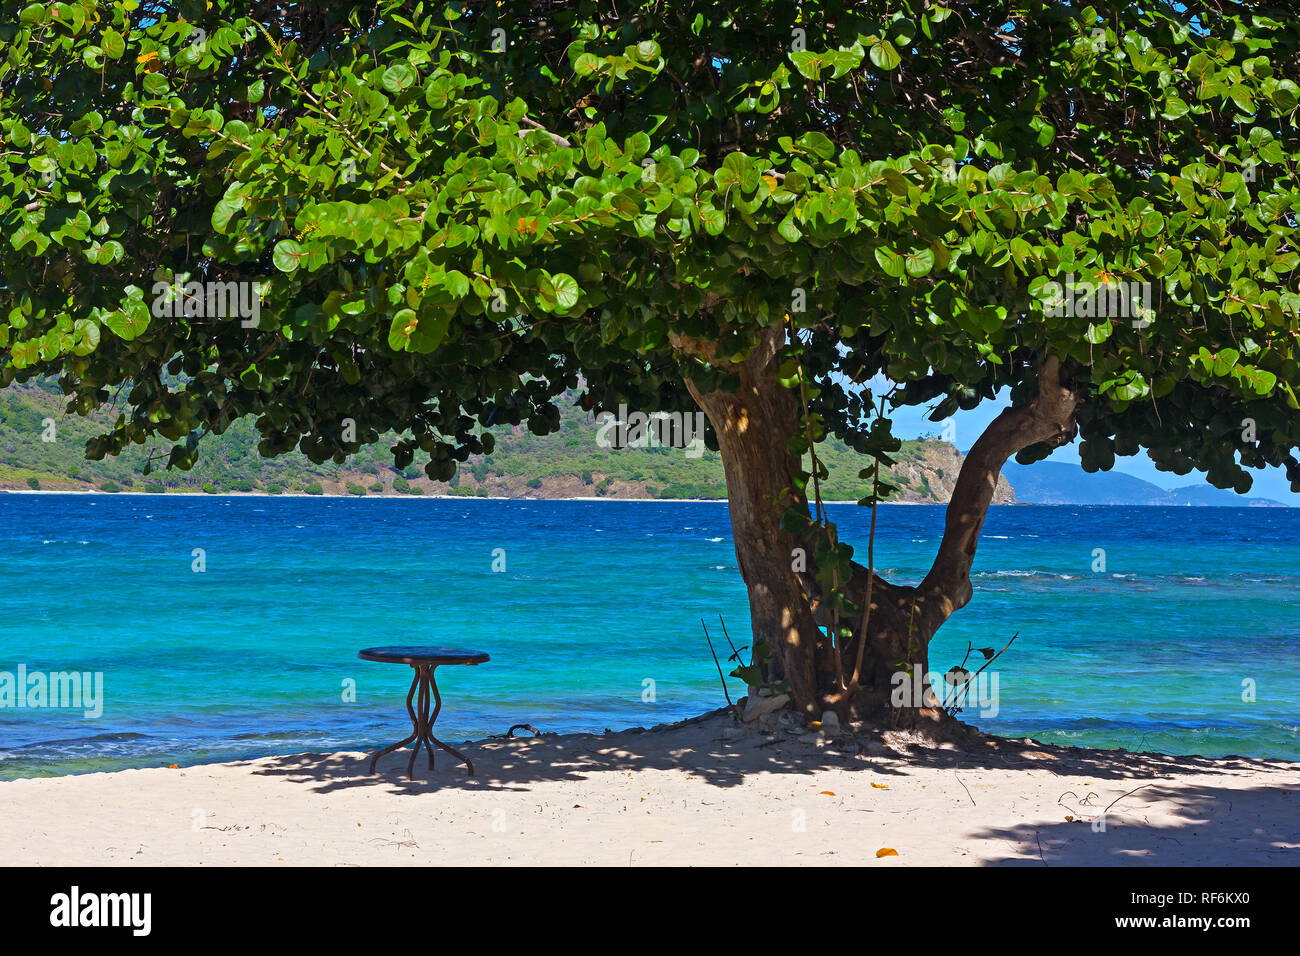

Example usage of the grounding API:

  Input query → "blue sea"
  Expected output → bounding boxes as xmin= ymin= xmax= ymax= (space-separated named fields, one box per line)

xmin=0 ymin=494 xmax=1296 ymax=778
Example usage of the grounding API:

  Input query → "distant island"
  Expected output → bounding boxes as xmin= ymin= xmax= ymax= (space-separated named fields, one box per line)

xmin=0 ymin=381 xmax=1285 ymax=506
xmin=1001 ymin=461 xmax=1288 ymax=508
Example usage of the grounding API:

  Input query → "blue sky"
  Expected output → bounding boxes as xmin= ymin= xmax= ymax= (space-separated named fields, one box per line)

xmin=883 ymin=387 xmax=1300 ymax=505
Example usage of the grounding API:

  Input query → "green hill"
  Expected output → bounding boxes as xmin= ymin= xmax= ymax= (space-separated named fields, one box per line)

xmin=0 ymin=381 xmax=1011 ymax=503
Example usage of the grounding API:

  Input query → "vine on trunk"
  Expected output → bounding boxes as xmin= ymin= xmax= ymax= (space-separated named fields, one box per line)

xmin=777 ymin=319 xmax=906 ymax=712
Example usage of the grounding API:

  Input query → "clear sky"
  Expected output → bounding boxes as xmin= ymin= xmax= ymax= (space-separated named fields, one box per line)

xmin=879 ymin=384 xmax=1300 ymax=506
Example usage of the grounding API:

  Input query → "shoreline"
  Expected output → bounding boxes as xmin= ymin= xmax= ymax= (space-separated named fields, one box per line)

xmin=0 ymin=488 xmax=920 ymax=504
xmin=2 ymin=713 xmax=1296 ymax=865
xmin=3 ymin=489 xmax=1288 ymax=507
xmin=7 ymin=489 xmax=1289 ymax=504
xmin=8 ymin=724 xmax=1298 ymax=784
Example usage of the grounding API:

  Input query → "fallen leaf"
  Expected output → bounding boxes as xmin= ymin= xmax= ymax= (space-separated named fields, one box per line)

xmin=876 ymin=847 xmax=899 ymax=858
xmin=820 ymin=790 xmax=836 ymax=796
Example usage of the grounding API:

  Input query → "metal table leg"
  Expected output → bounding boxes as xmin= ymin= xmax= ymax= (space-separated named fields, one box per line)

xmin=368 ymin=664 xmax=474 ymax=778
xmin=367 ymin=667 xmax=420 ymax=775
xmin=424 ymin=665 xmax=475 ymax=776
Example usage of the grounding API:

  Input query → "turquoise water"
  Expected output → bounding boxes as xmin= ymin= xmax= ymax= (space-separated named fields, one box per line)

xmin=0 ymin=494 xmax=1296 ymax=778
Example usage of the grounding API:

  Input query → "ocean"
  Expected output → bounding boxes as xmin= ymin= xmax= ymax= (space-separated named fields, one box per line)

xmin=1 ymin=494 xmax=1296 ymax=778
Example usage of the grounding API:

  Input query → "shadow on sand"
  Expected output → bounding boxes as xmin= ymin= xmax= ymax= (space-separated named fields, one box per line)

xmin=239 ymin=710 xmax=1297 ymax=863
xmin=972 ymin=778 xmax=1297 ymax=865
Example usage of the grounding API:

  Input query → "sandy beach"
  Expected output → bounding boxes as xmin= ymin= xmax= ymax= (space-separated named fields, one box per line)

xmin=2 ymin=712 xmax=1295 ymax=866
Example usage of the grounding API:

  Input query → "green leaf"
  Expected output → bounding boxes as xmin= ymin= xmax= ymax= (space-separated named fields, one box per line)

xmin=212 ymin=183 xmax=247 ymax=231
xmin=903 ymin=248 xmax=934 ymax=277
xmin=105 ymin=300 xmax=150 ymax=341
xmin=869 ymin=40 xmax=901 ymax=71
xmin=1272 ymin=80 xmax=1299 ymax=111
xmin=272 ymin=240 xmax=306 ymax=273
xmin=777 ymin=214 xmax=802 ymax=242
xmin=388 ymin=308 xmax=419 ymax=351
xmin=790 ymin=50 xmax=832 ymax=81
xmin=409 ymin=309 xmax=452 ymax=352
xmin=731 ymin=664 xmax=764 ymax=686
xmin=382 ymin=63 xmax=418 ymax=93
xmin=794 ymin=131 xmax=835 ymax=160
xmin=1161 ymin=96 xmax=1191 ymax=119
xmin=101 ymin=29 xmax=126 ymax=59
xmin=1084 ymin=319 xmax=1113 ymax=344
xmin=697 ymin=202 xmax=726 ymax=235
xmin=537 ymin=272 xmax=581 ymax=313
xmin=875 ymin=246 xmax=905 ymax=278
xmin=85 ymin=240 xmax=124 ymax=264
xmin=443 ymin=270 xmax=470 ymax=299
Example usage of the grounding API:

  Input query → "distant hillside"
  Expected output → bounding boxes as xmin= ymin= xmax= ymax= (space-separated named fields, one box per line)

xmin=1001 ymin=461 xmax=1287 ymax=507
xmin=0 ymin=381 xmax=1013 ymax=504
xmin=1163 ymin=484 xmax=1288 ymax=507
xmin=1001 ymin=461 xmax=1167 ymax=505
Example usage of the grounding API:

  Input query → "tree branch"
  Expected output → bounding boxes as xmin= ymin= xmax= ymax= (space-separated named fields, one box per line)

xmin=518 ymin=116 xmax=572 ymax=148
xmin=918 ymin=356 xmax=1079 ymax=628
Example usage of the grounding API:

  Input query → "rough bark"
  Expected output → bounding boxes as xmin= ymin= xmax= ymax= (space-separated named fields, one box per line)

xmin=677 ymin=325 xmax=823 ymax=716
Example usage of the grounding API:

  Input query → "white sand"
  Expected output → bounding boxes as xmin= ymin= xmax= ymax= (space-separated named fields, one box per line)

xmin=2 ymin=713 xmax=1295 ymax=866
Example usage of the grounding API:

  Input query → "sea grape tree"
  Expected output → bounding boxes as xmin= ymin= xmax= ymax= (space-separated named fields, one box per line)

xmin=3 ymin=0 xmax=1299 ymax=719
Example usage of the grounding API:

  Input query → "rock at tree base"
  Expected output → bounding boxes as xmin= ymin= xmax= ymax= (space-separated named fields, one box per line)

xmin=742 ymin=693 xmax=790 ymax=722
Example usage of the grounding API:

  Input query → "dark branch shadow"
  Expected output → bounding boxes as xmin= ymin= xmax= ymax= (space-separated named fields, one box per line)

xmin=972 ymin=781 xmax=1299 ymax=866
xmin=242 ymin=709 xmax=1298 ymax=800
xmin=231 ymin=712 xmax=1299 ymax=863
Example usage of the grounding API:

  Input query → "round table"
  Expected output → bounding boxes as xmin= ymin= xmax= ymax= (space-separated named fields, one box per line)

xmin=358 ymin=646 xmax=489 ymax=779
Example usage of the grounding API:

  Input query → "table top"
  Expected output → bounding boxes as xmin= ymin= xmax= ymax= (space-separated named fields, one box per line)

xmin=358 ymin=646 xmax=489 ymax=666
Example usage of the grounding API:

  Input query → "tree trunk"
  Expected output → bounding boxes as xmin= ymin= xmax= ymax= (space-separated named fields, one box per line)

xmin=679 ymin=326 xmax=823 ymax=717
xmin=840 ymin=562 xmax=936 ymax=719
xmin=679 ymin=328 xmax=1079 ymax=726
